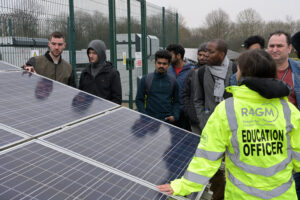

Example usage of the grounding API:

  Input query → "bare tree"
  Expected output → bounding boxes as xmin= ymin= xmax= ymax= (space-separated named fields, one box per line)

xmin=147 ymin=14 xmax=162 ymax=44
xmin=236 ymin=8 xmax=263 ymax=37
xmin=9 ymin=0 xmax=44 ymax=37
xmin=73 ymin=11 xmax=109 ymax=49
xmin=204 ymin=9 xmax=231 ymax=40
xmin=262 ymin=20 xmax=292 ymax=40
xmin=8 ymin=10 xmax=39 ymax=37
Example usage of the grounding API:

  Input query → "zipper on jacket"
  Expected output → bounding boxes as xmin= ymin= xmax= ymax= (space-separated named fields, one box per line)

xmin=54 ymin=64 xmax=57 ymax=80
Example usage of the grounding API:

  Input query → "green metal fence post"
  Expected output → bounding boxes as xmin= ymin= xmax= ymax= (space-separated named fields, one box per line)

xmin=176 ymin=12 xmax=179 ymax=44
xmin=109 ymin=0 xmax=117 ymax=69
xmin=162 ymin=7 xmax=165 ymax=49
xmin=68 ymin=0 xmax=77 ymax=87
xmin=127 ymin=0 xmax=133 ymax=109
xmin=140 ymin=0 xmax=147 ymax=75
xmin=8 ymin=19 xmax=13 ymax=36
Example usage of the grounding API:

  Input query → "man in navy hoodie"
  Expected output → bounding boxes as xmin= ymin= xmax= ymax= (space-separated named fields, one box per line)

xmin=167 ymin=44 xmax=194 ymax=130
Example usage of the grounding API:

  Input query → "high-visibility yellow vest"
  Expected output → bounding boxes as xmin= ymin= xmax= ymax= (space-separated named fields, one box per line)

xmin=170 ymin=85 xmax=300 ymax=200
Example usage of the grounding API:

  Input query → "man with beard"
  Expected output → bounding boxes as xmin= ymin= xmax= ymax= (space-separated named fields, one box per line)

xmin=193 ymin=39 xmax=236 ymax=200
xmin=135 ymin=50 xmax=180 ymax=123
xmin=195 ymin=43 xmax=208 ymax=68
xmin=23 ymin=31 xmax=76 ymax=87
xmin=79 ymin=40 xmax=122 ymax=104
xmin=167 ymin=44 xmax=194 ymax=130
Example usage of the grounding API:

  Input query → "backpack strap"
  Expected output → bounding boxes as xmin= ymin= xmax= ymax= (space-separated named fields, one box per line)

xmin=167 ymin=74 xmax=177 ymax=95
xmin=230 ymin=61 xmax=237 ymax=74
xmin=198 ymin=66 xmax=205 ymax=98
xmin=145 ymin=72 xmax=154 ymax=95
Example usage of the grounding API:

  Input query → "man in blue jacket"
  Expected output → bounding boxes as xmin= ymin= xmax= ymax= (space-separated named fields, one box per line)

xmin=167 ymin=44 xmax=194 ymax=130
xmin=268 ymin=30 xmax=300 ymax=199
xmin=135 ymin=50 xmax=180 ymax=123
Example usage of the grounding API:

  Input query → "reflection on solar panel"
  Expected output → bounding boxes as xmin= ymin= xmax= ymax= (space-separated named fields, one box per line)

xmin=43 ymin=108 xmax=200 ymax=185
xmin=0 ymin=62 xmax=200 ymax=199
xmin=0 ymin=61 xmax=20 ymax=71
xmin=0 ymin=128 xmax=24 ymax=148
xmin=0 ymin=71 xmax=118 ymax=136
xmin=0 ymin=142 xmax=169 ymax=200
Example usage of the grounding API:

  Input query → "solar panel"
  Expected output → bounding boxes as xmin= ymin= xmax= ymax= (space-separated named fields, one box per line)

xmin=0 ymin=141 xmax=170 ymax=200
xmin=43 ymin=107 xmax=200 ymax=185
xmin=0 ymin=127 xmax=25 ymax=149
xmin=0 ymin=61 xmax=20 ymax=71
xmin=0 ymin=71 xmax=118 ymax=136
xmin=0 ymin=63 xmax=202 ymax=199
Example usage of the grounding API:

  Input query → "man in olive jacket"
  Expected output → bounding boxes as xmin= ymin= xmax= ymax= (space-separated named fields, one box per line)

xmin=24 ymin=31 xmax=76 ymax=87
xmin=79 ymin=40 xmax=122 ymax=105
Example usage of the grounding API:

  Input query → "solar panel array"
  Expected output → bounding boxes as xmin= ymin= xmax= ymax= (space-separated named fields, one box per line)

xmin=0 ymin=127 xmax=26 ymax=149
xmin=43 ymin=108 xmax=199 ymax=186
xmin=0 ymin=71 xmax=117 ymax=136
xmin=0 ymin=142 xmax=169 ymax=200
xmin=0 ymin=61 xmax=20 ymax=71
xmin=0 ymin=62 xmax=201 ymax=200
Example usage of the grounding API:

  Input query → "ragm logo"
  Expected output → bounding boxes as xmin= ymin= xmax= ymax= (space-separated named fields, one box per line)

xmin=241 ymin=103 xmax=279 ymax=122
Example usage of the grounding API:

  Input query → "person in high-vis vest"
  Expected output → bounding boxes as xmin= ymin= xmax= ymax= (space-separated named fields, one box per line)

xmin=158 ymin=49 xmax=300 ymax=200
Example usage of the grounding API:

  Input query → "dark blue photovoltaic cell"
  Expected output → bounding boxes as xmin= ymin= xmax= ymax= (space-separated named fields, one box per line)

xmin=0 ymin=61 xmax=20 ymax=71
xmin=0 ymin=142 xmax=169 ymax=200
xmin=0 ymin=71 xmax=117 ymax=136
xmin=44 ymin=108 xmax=200 ymax=185
xmin=0 ymin=129 xmax=24 ymax=148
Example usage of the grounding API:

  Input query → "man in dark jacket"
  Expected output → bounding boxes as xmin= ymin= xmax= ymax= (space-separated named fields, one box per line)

xmin=167 ymin=44 xmax=194 ymax=130
xmin=194 ymin=39 xmax=236 ymax=200
xmin=135 ymin=50 xmax=180 ymax=122
xmin=23 ymin=31 xmax=76 ymax=87
xmin=182 ymin=43 xmax=207 ymax=135
xmin=79 ymin=40 xmax=122 ymax=104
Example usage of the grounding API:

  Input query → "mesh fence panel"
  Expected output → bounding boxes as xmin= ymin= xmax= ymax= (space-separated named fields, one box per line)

xmin=115 ymin=0 xmax=145 ymax=101
xmin=0 ymin=0 xmax=70 ymax=66
xmin=165 ymin=10 xmax=177 ymax=46
xmin=0 ymin=0 xmax=177 ymax=102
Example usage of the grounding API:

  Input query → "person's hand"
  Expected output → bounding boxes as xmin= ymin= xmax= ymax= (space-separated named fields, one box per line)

xmin=157 ymin=184 xmax=174 ymax=195
xmin=165 ymin=116 xmax=175 ymax=122
xmin=23 ymin=64 xmax=36 ymax=73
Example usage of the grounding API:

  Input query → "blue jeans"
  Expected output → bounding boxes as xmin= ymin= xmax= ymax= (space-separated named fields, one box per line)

xmin=294 ymin=172 xmax=300 ymax=199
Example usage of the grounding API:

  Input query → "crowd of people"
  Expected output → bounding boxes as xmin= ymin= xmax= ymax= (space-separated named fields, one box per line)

xmin=22 ymin=30 xmax=300 ymax=200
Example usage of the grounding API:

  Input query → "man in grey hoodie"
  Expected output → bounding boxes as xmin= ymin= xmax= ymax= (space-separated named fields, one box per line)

xmin=79 ymin=40 xmax=122 ymax=104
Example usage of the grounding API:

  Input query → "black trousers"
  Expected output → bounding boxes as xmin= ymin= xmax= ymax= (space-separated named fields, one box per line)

xmin=173 ymin=111 xmax=191 ymax=131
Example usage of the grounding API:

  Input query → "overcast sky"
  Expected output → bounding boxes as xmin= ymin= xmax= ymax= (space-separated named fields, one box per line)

xmin=146 ymin=0 xmax=300 ymax=28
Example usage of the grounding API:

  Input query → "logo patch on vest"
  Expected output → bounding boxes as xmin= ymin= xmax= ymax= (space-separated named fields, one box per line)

xmin=241 ymin=103 xmax=279 ymax=123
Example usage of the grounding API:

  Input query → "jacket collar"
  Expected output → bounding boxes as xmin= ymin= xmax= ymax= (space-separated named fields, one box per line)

xmin=227 ymin=77 xmax=290 ymax=99
xmin=84 ymin=61 xmax=111 ymax=76
xmin=45 ymin=51 xmax=62 ymax=64
xmin=169 ymin=62 xmax=194 ymax=74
